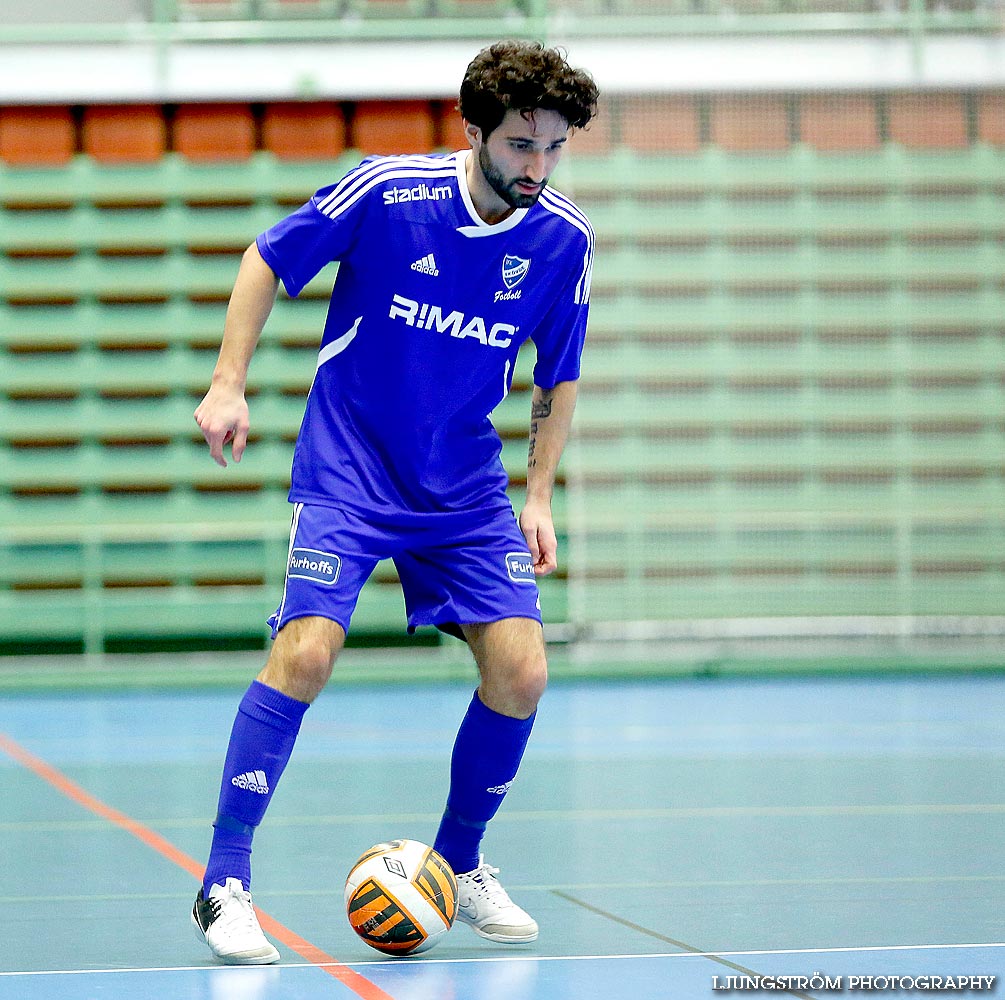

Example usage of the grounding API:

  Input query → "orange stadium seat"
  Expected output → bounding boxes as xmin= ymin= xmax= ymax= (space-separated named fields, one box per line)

xmin=799 ymin=94 xmax=881 ymax=151
xmin=262 ymin=102 xmax=347 ymax=160
xmin=83 ymin=105 xmax=168 ymax=163
xmin=976 ymin=92 xmax=1005 ymax=145
xmin=711 ymin=96 xmax=790 ymax=152
xmin=887 ymin=93 xmax=968 ymax=148
xmin=351 ymin=101 xmax=437 ymax=156
xmin=0 ymin=106 xmax=76 ymax=165
xmin=173 ymin=103 xmax=256 ymax=161
xmin=569 ymin=97 xmax=615 ymax=156
xmin=619 ymin=96 xmax=701 ymax=153
xmin=434 ymin=101 xmax=467 ymax=152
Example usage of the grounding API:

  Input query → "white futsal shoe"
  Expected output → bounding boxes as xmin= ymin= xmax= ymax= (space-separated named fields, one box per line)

xmin=455 ymin=859 xmax=539 ymax=943
xmin=191 ymin=877 xmax=280 ymax=965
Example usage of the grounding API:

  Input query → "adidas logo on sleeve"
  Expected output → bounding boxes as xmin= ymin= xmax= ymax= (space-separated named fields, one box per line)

xmin=231 ymin=770 xmax=270 ymax=794
xmin=410 ymin=253 xmax=439 ymax=276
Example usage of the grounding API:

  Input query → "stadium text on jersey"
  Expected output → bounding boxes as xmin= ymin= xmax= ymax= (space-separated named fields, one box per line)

xmin=382 ymin=183 xmax=453 ymax=206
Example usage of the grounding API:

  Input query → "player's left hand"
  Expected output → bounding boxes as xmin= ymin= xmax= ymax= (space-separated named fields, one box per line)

xmin=519 ymin=502 xmax=558 ymax=576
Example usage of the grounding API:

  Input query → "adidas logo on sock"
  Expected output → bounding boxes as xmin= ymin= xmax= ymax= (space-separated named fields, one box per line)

xmin=410 ymin=253 xmax=439 ymax=276
xmin=231 ymin=770 xmax=269 ymax=794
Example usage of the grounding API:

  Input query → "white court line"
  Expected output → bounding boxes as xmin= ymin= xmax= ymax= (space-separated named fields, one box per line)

xmin=4 ymin=802 xmax=1005 ymax=834
xmin=3 ymin=942 xmax=1003 ymax=978
xmin=4 ymin=872 xmax=1005 ymax=909
xmin=4 ymin=873 xmax=1005 ymax=906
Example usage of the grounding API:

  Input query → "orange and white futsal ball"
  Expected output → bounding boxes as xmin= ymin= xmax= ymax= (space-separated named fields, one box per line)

xmin=344 ymin=839 xmax=458 ymax=956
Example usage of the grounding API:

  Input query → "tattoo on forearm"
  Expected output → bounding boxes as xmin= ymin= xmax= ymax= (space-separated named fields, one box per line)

xmin=531 ymin=396 xmax=553 ymax=420
xmin=528 ymin=392 xmax=552 ymax=469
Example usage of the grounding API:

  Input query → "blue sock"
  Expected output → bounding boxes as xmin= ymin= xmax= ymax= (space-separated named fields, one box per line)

xmin=433 ymin=691 xmax=536 ymax=876
xmin=202 ymin=680 xmax=309 ymax=895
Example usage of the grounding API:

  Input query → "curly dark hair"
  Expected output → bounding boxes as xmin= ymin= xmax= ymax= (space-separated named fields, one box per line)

xmin=459 ymin=40 xmax=599 ymax=138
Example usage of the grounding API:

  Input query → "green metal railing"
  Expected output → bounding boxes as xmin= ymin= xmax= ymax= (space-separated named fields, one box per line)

xmin=0 ymin=0 xmax=995 ymax=112
xmin=0 ymin=0 xmax=998 ymax=44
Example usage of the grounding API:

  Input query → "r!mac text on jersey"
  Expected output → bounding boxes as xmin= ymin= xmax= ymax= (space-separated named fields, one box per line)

xmin=389 ymin=293 xmax=518 ymax=348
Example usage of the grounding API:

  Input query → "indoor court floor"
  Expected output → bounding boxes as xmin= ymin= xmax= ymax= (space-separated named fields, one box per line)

xmin=1 ymin=666 xmax=1002 ymax=999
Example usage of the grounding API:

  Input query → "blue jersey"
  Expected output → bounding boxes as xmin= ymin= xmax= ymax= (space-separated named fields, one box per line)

xmin=256 ymin=149 xmax=593 ymax=525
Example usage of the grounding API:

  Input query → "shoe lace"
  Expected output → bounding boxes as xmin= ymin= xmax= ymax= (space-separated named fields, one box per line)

xmin=214 ymin=884 xmax=261 ymax=936
xmin=469 ymin=864 xmax=513 ymax=906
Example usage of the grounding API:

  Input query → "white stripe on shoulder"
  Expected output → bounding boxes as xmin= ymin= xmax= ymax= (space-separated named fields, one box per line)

xmin=540 ymin=187 xmax=593 ymax=233
xmin=539 ymin=188 xmax=595 ymax=243
xmin=315 ymin=155 xmax=455 ymax=212
xmin=316 ymin=167 xmax=457 ymax=222
xmin=580 ymin=254 xmax=594 ymax=305
xmin=315 ymin=155 xmax=458 ymax=219
xmin=539 ymin=189 xmax=595 ymax=305
xmin=314 ymin=156 xmax=417 ymax=212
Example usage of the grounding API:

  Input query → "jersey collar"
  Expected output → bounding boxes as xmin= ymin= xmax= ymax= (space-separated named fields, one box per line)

xmin=454 ymin=148 xmax=529 ymax=238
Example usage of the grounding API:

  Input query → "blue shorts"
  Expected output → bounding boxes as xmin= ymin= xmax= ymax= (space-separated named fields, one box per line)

xmin=268 ymin=502 xmax=542 ymax=640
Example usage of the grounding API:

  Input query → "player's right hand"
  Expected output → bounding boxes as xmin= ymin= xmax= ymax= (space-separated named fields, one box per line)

xmin=194 ymin=384 xmax=250 ymax=467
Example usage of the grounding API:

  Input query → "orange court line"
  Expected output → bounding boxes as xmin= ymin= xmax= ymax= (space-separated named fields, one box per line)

xmin=0 ymin=731 xmax=396 ymax=1000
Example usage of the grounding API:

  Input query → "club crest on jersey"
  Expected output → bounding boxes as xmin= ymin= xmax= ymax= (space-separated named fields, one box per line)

xmin=288 ymin=548 xmax=341 ymax=586
xmin=497 ymin=256 xmax=530 ymax=302
xmin=506 ymin=552 xmax=536 ymax=584
xmin=502 ymin=255 xmax=530 ymax=289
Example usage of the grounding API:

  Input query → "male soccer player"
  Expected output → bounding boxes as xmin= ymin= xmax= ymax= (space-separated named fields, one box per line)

xmin=190 ymin=40 xmax=598 ymax=964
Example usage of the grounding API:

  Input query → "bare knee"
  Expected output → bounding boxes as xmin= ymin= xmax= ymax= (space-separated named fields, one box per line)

xmin=485 ymin=655 xmax=547 ymax=719
xmin=463 ymin=619 xmax=548 ymax=719
xmin=259 ymin=616 xmax=345 ymax=703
